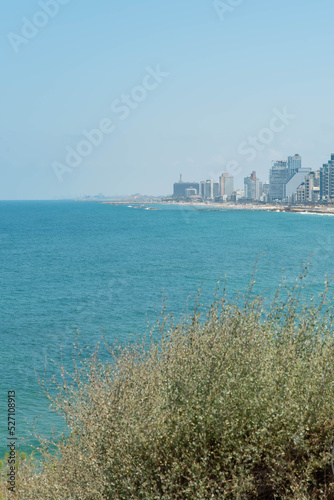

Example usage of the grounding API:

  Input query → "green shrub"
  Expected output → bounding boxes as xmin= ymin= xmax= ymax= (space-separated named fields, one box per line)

xmin=9 ymin=270 xmax=334 ymax=498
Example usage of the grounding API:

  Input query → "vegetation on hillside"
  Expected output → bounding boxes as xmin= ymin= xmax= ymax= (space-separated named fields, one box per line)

xmin=3 ymin=267 xmax=334 ymax=498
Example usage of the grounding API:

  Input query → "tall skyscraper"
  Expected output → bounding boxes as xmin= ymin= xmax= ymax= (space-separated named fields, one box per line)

xmin=200 ymin=179 xmax=219 ymax=200
xmin=305 ymin=171 xmax=320 ymax=202
xmin=219 ymin=173 xmax=234 ymax=198
xmin=269 ymin=161 xmax=288 ymax=201
xmin=244 ymin=171 xmax=260 ymax=200
xmin=320 ymin=154 xmax=334 ymax=200
xmin=287 ymin=154 xmax=302 ymax=179
xmin=262 ymin=182 xmax=270 ymax=196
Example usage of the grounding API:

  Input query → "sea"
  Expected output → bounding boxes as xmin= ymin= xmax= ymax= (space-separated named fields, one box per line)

xmin=1 ymin=200 xmax=334 ymax=456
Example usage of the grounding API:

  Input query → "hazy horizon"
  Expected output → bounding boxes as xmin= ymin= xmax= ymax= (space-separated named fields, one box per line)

xmin=1 ymin=0 xmax=334 ymax=200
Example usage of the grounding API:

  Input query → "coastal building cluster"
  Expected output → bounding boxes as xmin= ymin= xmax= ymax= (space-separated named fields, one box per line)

xmin=173 ymin=174 xmax=237 ymax=201
xmin=173 ymin=153 xmax=334 ymax=204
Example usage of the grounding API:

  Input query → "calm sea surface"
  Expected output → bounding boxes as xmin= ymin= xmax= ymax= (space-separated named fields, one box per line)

xmin=1 ymin=201 xmax=334 ymax=454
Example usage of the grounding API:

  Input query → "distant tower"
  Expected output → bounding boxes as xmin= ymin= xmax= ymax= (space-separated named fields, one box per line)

xmin=320 ymin=154 xmax=334 ymax=200
xmin=269 ymin=161 xmax=288 ymax=201
xmin=180 ymin=174 xmax=183 ymax=183
xmin=287 ymin=154 xmax=302 ymax=179
xmin=219 ymin=173 xmax=234 ymax=198
xmin=244 ymin=171 xmax=260 ymax=200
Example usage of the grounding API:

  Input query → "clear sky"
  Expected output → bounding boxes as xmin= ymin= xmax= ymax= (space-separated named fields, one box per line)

xmin=1 ymin=0 xmax=334 ymax=199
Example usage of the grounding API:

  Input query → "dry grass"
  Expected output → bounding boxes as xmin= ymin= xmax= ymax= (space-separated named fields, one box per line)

xmin=3 ymin=268 xmax=334 ymax=498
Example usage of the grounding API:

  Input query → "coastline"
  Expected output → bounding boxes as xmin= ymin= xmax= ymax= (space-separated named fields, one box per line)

xmin=100 ymin=200 xmax=334 ymax=215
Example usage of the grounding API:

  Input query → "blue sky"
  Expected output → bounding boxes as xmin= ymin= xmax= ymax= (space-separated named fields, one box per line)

xmin=1 ymin=0 xmax=334 ymax=199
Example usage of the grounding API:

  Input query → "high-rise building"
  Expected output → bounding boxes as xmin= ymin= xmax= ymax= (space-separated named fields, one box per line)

xmin=284 ymin=168 xmax=310 ymax=201
xmin=173 ymin=175 xmax=199 ymax=197
xmin=287 ymin=154 xmax=302 ymax=179
xmin=244 ymin=171 xmax=260 ymax=200
xmin=263 ymin=182 xmax=270 ymax=196
xmin=219 ymin=173 xmax=234 ymax=198
xmin=261 ymin=182 xmax=270 ymax=202
xmin=269 ymin=161 xmax=288 ymax=201
xmin=320 ymin=154 xmax=334 ymax=200
xmin=305 ymin=171 xmax=320 ymax=202
xmin=200 ymin=179 xmax=219 ymax=200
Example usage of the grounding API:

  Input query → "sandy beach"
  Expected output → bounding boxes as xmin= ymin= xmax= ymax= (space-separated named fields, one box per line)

xmin=101 ymin=200 xmax=334 ymax=215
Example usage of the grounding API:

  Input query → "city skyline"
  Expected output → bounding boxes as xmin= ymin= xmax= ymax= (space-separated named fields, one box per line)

xmin=1 ymin=0 xmax=334 ymax=199
xmin=172 ymin=150 xmax=334 ymax=204
xmin=1 ymin=146 xmax=331 ymax=200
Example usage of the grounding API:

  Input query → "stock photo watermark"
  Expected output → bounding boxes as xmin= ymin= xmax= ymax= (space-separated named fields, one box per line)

xmin=222 ymin=107 xmax=297 ymax=177
xmin=176 ymin=106 xmax=296 ymax=225
xmin=238 ymin=107 xmax=296 ymax=161
xmin=6 ymin=391 xmax=16 ymax=493
xmin=52 ymin=65 xmax=169 ymax=182
xmin=7 ymin=0 xmax=71 ymax=54
xmin=213 ymin=0 xmax=243 ymax=22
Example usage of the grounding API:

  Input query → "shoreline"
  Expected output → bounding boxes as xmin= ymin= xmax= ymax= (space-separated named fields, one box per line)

xmin=100 ymin=200 xmax=334 ymax=215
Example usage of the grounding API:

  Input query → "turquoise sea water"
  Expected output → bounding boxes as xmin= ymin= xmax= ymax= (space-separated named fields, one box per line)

xmin=1 ymin=201 xmax=334 ymax=454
